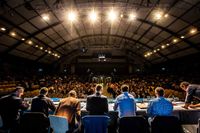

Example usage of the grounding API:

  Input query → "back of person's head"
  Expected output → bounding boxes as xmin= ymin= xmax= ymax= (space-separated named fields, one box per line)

xmin=180 ymin=81 xmax=190 ymax=88
xmin=68 ymin=90 xmax=77 ymax=98
xmin=14 ymin=86 xmax=24 ymax=97
xmin=121 ymin=85 xmax=129 ymax=92
xmin=95 ymin=84 xmax=103 ymax=95
xmin=155 ymin=87 xmax=164 ymax=97
xmin=39 ymin=87 xmax=48 ymax=95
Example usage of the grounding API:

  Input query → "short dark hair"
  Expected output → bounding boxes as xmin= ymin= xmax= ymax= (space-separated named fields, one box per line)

xmin=155 ymin=87 xmax=164 ymax=96
xmin=40 ymin=87 xmax=48 ymax=95
xmin=96 ymin=84 xmax=103 ymax=92
xmin=180 ymin=81 xmax=190 ymax=88
xmin=121 ymin=85 xmax=129 ymax=92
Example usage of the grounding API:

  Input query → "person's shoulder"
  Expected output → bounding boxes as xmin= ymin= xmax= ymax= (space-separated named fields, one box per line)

xmin=101 ymin=95 xmax=108 ymax=99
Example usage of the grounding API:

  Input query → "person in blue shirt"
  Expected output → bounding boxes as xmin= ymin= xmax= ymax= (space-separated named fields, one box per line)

xmin=113 ymin=84 xmax=136 ymax=118
xmin=147 ymin=87 xmax=173 ymax=122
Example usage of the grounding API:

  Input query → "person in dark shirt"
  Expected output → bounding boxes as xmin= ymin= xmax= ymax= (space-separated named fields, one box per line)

xmin=86 ymin=84 xmax=108 ymax=115
xmin=0 ymin=86 xmax=29 ymax=133
xmin=31 ymin=87 xmax=56 ymax=116
xmin=180 ymin=81 xmax=200 ymax=109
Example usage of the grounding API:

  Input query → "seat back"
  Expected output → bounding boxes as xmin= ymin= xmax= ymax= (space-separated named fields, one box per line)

xmin=118 ymin=116 xmax=150 ymax=133
xmin=20 ymin=112 xmax=49 ymax=133
xmin=151 ymin=116 xmax=182 ymax=133
xmin=82 ymin=115 xmax=110 ymax=133
xmin=49 ymin=115 xmax=68 ymax=133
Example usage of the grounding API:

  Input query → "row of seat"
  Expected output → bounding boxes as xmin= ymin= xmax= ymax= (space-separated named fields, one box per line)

xmin=1 ymin=112 xmax=199 ymax=133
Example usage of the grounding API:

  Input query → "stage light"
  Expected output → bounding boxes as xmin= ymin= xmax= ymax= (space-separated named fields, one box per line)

xmin=164 ymin=14 xmax=168 ymax=18
xmin=166 ymin=43 xmax=170 ymax=46
xmin=21 ymin=38 xmax=25 ymax=41
xmin=107 ymin=9 xmax=118 ymax=23
xmin=28 ymin=40 xmax=32 ymax=45
xmin=67 ymin=11 xmax=77 ymax=22
xmin=35 ymin=45 xmax=38 ymax=48
xmin=154 ymin=11 xmax=163 ymax=20
xmin=45 ymin=49 xmax=48 ymax=52
xmin=10 ymin=32 xmax=16 ymax=37
xmin=40 ymin=46 xmax=43 ymax=50
xmin=129 ymin=13 xmax=137 ymax=21
xmin=48 ymin=51 xmax=52 ymax=54
xmin=180 ymin=36 xmax=185 ymax=39
xmin=0 ymin=27 xmax=6 ymax=31
xmin=157 ymin=48 xmax=160 ymax=51
xmin=88 ymin=9 xmax=98 ymax=23
xmin=190 ymin=28 xmax=197 ymax=34
xmin=42 ymin=14 xmax=50 ymax=21
xmin=153 ymin=50 xmax=157 ymax=53
xmin=173 ymin=39 xmax=178 ymax=43
xmin=161 ymin=45 xmax=166 ymax=49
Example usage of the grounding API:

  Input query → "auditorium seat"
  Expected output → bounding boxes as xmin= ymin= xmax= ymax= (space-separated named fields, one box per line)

xmin=49 ymin=115 xmax=69 ymax=133
xmin=151 ymin=116 xmax=182 ymax=133
xmin=20 ymin=112 xmax=49 ymax=133
xmin=118 ymin=116 xmax=150 ymax=133
xmin=82 ymin=115 xmax=110 ymax=133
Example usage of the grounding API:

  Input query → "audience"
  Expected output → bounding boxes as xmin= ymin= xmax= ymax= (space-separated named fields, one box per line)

xmin=86 ymin=84 xmax=108 ymax=115
xmin=0 ymin=86 xmax=29 ymax=133
xmin=113 ymin=84 xmax=136 ymax=118
xmin=31 ymin=87 xmax=56 ymax=116
xmin=55 ymin=90 xmax=81 ymax=133
xmin=180 ymin=81 xmax=200 ymax=109
xmin=147 ymin=87 xmax=173 ymax=123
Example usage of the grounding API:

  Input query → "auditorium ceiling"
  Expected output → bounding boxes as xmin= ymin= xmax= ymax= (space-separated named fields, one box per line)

xmin=0 ymin=0 xmax=200 ymax=65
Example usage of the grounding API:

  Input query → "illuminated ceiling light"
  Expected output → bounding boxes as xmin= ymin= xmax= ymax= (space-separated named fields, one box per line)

xmin=28 ymin=40 xmax=33 ymax=45
xmin=180 ymin=36 xmax=185 ymax=39
xmin=129 ymin=13 xmax=137 ymax=21
xmin=166 ymin=43 xmax=170 ymax=46
xmin=153 ymin=50 xmax=157 ymax=53
xmin=35 ymin=45 xmax=38 ymax=48
xmin=88 ymin=9 xmax=98 ymax=23
xmin=42 ymin=14 xmax=50 ymax=21
xmin=57 ymin=55 xmax=60 ymax=58
xmin=144 ymin=54 xmax=147 ymax=57
xmin=48 ymin=51 xmax=51 ymax=54
xmin=52 ymin=53 xmax=55 ymax=56
xmin=45 ymin=49 xmax=48 ymax=52
xmin=10 ymin=32 xmax=16 ymax=37
xmin=67 ymin=10 xmax=77 ymax=22
xmin=120 ymin=14 xmax=124 ymax=18
xmin=107 ymin=8 xmax=118 ymax=23
xmin=157 ymin=48 xmax=160 ymax=51
xmin=173 ymin=38 xmax=178 ymax=43
xmin=154 ymin=11 xmax=164 ymax=20
xmin=54 ymin=53 xmax=58 ymax=57
xmin=21 ymin=38 xmax=25 ymax=41
xmin=40 ymin=46 xmax=43 ymax=50
xmin=164 ymin=14 xmax=169 ymax=18
xmin=190 ymin=28 xmax=197 ymax=34
xmin=0 ymin=27 xmax=6 ymax=31
xmin=161 ymin=45 xmax=166 ymax=49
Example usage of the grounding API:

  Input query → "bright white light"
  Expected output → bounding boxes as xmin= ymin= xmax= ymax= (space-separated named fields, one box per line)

xmin=40 ymin=46 xmax=43 ymax=50
xmin=180 ymin=36 xmax=185 ymax=39
xmin=107 ymin=9 xmax=118 ymax=23
xmin=42 ymin=14 xmax=50 ymax=21
xmin=166 ymin=43 xmax=170 ymax=46
xmin=48 ymin=51 xmax=51 ymax=54
xmin=157 ymin=48 xmax=160 ymax=51
xmin=161 ymin=45 xmax=166 ymax=49
xmin=21 ymin=38 xmax=25 ymax=41
xmin=190 ymin=28 xmax=197 ymax=34
xmin=120 ymin=14 xmax=124 ymax=18
xmin=1 ymin=27 xmax=6 ymax=31
xmin=10 ymin=32 xmax=16 ymax=37
xmin=28 ymin=40 xmax=32 ymax=45
xmin=67 ymin=11 xmax=77 ymax=22
xmin=129 ymin=13 xmax=137 ymax=21
xmin=153 ymin=50 xmax=157 ymax=53
xmin=88 ymin=9 xmax=98 ymax=23
xmin=173 ymin=39 xmax=178 ymax=43
xmin=164 ymin=14 xmax=169 ymax=18
xmin=35 ymin=45 xmax=38 ymax=48
xmin=154 ymin=11 xmax=163 ymax=20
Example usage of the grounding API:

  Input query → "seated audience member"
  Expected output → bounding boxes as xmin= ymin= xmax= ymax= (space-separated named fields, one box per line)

xmin=55 ymin=90 xmax=81 ymax=133
xmin=0 ymin=86 xmax=29 ymax=133
xmin=180 ymin=81 xmax=200 ymax=109
xmin=113 ymin=84 xmax=136 ymax=118
xmin=31 ymin=87 xmax=56 ymax=116
xmin=147 ymin=87 xmax=173 ymax=122
xmin=86 ymin=84 xmax=108 ymax=115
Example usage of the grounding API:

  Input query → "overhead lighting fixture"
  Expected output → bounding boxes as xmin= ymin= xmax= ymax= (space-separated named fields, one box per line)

xmin=57 ymin=55 xmax=60 ymax=58
xmin=40 ymin=46 xmax=43 ymax=50
xmin=0 ymin=27 xmax=6 ymax=31
xmin=45 ymin=49 xmax=48 ymax=52
xmin=173 ymin=38 xmax=178 ymax=43
xmin=67 ymin=10 xmax=77 ymax=22
xmin=180 ymin=36 xmax=185 ymax=39
xmin=42 ymin=14 xmax=50 ymax=21
xmin=48 ymin=51 xmax=52 ymax=54
xmin=157 ymin=48 xmax=160 ymax=51
xmin=35 ymin=45 xmax=38 ymax=48
xmin=107 ymin=8 xmax=118 ymax=23
xmin=10 ymin=32 xmax=16 ymax=37
xmin=164 ymin=14 xmax=169 ymax=18
xmin=161 ymin=45 xmax=166 ymax=49
xmin=129 ymin=13 xmax=137 ymax=21
xmin=28 ymin=40 xmax=33 ymax=45
xmin=120 ymin=14 xmax=124 ymax=18
xmin=21 ymin=38 xmax=25 ymax=41
xmin=88 ymin=9 xmax=98 ymax=23
xmin=190 ymin=28 xmax=197 ymax=34
xmin=153 ymin=50 xmax=157 ymax=53
xmin=166 ymin=43 xmax=170 ymax=46
xmin=154 ymin=11 xmax=164 ymax=20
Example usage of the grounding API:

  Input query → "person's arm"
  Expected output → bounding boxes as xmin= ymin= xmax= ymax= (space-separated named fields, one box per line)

xmin=113 ymin=99 xmax=118 ymax=111
xmin=147 ymin=101 xmax=153 ymax=117
xmin=76 ymin=101 xmax=81 ymax=122
xmin=183 ymin=87 xmax=194 ymax=109
xmin=48 ymin=99 xmax=56 ymax=112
